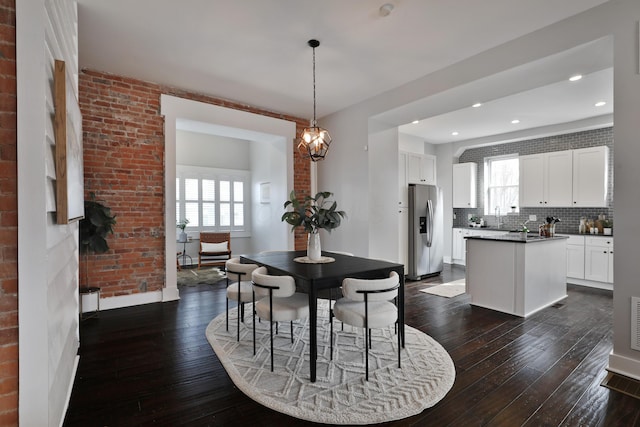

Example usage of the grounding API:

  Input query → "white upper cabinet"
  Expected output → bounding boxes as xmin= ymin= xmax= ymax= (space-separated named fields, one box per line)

xmin=520 ymin=150 xmax=573 ymax=207
xmin=453 ymin=163 xmax=477 ymax=208
xmin=519 ymin=154 xmax=544 ymax=207
xmin=406 ymin=153 xmax=436 ymax=185
xmin=572 ymin=146 xmax=609 ymax=207
xmin=519 ymin=146 xmax=608 ymax=208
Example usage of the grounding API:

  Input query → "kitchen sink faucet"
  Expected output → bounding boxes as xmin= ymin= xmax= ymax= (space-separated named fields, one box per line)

xmin=495 ymin=207 xmax=503 ymax=228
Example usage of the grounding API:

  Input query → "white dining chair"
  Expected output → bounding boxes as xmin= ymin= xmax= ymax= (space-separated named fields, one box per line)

xmin=332 ymin=271 xmax=401 ymax=381
xmin=251 ymin=266 xmax=309 ymax=372
xmin=225 ymin=257 xmax=259 ymax=341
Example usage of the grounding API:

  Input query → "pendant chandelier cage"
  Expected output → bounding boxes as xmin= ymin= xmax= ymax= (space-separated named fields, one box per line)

xmin=297 ymin=39 xmax=332 ymax=162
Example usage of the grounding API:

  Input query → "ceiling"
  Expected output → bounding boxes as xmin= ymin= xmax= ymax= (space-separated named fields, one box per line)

xmin=77 ymin=0 xmax=612 ymax=143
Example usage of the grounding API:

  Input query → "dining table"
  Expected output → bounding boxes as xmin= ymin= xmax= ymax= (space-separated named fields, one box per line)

xmin=240 ymin=250 xmax=405 ymax=382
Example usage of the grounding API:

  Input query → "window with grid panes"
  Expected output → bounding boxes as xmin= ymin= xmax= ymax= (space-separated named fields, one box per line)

xmin=176 ymin=166 xmax=250 ymax=233
xmin=485 ymin=155 xmax=519 ymax=215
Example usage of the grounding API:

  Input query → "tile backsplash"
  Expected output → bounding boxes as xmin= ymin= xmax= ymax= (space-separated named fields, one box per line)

xmin=453 ymin=127 xmax=614 ymax=234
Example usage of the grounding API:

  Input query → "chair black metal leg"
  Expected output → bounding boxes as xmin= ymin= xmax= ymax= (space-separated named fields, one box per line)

xmin=226 ymin=297 xmax=229 ymax=331
xmin=236 ymin=300 xmax=241 ymax=341
xmin=270 ymin=319 xmax=274 ymax=372
xmin=365 ymin=328 xmax=369 ymax=381
xmin=397 ymin=320 xmax=401 ymax=369
xmin=252 ymin=291 xmax=256 ymax=356
xmin=364 ymin=294 xmax=369 ymax=381
xmin=290 ymin=321 xmax=294 ymax=344
xmin=269 ymin=291 xmax=274 ymax=372
xmin=330 ymin=309 xmax=334 ymax=361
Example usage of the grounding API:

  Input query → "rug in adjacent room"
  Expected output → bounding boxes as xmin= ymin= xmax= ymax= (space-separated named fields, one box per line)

xmin=420 ymin=279 xmax=466 ymax=298
xmin=177 ymin=267 xmax=225 ymax=286
xmin=205 ymin=299 xmax=455 ymax=425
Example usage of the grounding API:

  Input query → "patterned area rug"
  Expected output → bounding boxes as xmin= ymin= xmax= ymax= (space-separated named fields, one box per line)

xmin=206 ymin=299 xmax=455 ymax=424
xmin=420 ymin=279 xmax=466 ymax=298
xmin=177 ymin=267 xmax=225 ymax=286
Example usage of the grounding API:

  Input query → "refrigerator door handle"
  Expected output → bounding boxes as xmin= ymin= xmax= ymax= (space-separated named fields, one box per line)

xmin=426 ymin=199 xmax=434 ymax=247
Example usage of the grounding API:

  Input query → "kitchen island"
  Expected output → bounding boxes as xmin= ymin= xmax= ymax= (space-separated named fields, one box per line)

xmin=465 ymin=233 xmax=568 ymax=317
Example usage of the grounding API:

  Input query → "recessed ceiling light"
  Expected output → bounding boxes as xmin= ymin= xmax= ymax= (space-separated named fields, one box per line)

xmin=511 ymin=119 xmax=520 ymax=124
xmin=451 ymin=131 xmax=459 ymax=136
xmin=569 ymin=74 xmax=583 ymax=82
xmin=472 ymin=103 xmax=482 ymax=108
xmin=595 ymin=101 xmax=606 ymax=107
xmin=411 ymin=120 xmax=420 ymax=124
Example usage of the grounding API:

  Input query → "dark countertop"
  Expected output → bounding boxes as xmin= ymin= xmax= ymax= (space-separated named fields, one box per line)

xmin=455 ymin=226 xmax=613 ymax=237
xmin=465 ymin=233 xmax=569 ymax=243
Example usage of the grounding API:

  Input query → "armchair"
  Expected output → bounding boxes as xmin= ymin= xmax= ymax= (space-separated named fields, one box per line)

xmin=198 ymin=232 xmax=232 ymax=269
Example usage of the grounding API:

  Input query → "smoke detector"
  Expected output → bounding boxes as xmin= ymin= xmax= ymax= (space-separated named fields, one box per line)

xmin=379 ymin=3 xmax=394 ymax=17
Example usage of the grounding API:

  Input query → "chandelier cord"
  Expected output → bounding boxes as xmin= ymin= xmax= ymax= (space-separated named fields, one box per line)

xmin=312 ymin=44 xmax=317 ymax=125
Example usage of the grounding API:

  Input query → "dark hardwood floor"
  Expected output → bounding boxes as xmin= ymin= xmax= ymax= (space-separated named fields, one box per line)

xmin=64 ymin=265 xmax=640 ymax=426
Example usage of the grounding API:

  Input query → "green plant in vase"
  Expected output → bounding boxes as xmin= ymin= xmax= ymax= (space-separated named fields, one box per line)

xmin=177 ymin=218 xmax=190 ymax=243
xmin=281 ymin=191 xmax=346 ymax=260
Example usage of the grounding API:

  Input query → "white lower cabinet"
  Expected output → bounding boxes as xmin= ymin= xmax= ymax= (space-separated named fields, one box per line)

xmin=566 ymin=235 xmax=585 ymax=279
xmin=452 ymin=228 xmax=468 ymax=264
xmin=452 ymin=228 xmax=509 ymax=266
xmin=584 ymin=236 xmax=614 ymax=283
xmin=563 ymin=234 xmax=613 ymax=288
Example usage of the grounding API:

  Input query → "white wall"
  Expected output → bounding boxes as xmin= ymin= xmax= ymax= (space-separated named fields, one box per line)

xmin=368 ymin=127 xmax=400 ymax=262
xmin=177 ymin=130 xmax=250 ymax=170
xmin=608 ymin=0 xmax=640 ymax=380
xmin=250 ymin=138 xmax=289 ymax=253
xmin=318 ymin=0 xmax=640 ymax=380
xmin=316 ymin=110 xmax=372 ymax=256
xmin=17 ymin=0 xmax=81 ymax=425
xmin=398 ymin=133 xmax=425 ymax=154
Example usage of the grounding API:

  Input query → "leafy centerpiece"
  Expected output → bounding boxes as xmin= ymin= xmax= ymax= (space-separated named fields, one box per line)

xmin=281 ymin=191 xmax=346 ymax=260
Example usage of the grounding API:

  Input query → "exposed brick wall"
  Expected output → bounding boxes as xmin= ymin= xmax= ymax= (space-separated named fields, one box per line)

xmin=0 ymin=0 xmax=17 ymax=424
xmin=79 ymin=69 xmax=311 ymax=298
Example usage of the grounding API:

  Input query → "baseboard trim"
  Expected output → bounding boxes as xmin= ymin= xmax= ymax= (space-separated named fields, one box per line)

xmin=608 ymin=351 xmax=640 ymax=382
xmin=100 ymin=290 xmax=164 ymax=311
xmin=59 ymin=355 xmax=79 ymax=427
xmin=163 ymin=287 xmax=180 ymax=302
xmin=566 ymin=278 xmax=613 ymax=291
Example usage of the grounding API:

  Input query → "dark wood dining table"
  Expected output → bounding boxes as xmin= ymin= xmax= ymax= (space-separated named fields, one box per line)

xmin=240 ymin=250 xmax=405 ymax=382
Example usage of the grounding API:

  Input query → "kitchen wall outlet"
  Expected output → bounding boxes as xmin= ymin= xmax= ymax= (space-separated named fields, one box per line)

xmin=453 ymin=213 xmax=457 ymax=220
xmin=529 ymin=215 xmax=537 ymax=222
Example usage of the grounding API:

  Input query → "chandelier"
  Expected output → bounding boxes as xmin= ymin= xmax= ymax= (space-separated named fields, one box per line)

xmin=297 ymin=39 xmax=332 ymax=162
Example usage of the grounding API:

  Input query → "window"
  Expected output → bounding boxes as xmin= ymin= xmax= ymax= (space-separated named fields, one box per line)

xmin=176 ymin=166 xmax=250 ymax=234
xmin=485 ymin=155 xmax=519 ymax=215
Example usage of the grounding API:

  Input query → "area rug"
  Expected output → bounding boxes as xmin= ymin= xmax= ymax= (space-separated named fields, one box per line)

xmin=205 ymin=299 xmax=455 ymax=424
xmin=177 ymin=267 xmax=225 ymax=286
xmin=420 ymin=279 xmax=466 ymax=298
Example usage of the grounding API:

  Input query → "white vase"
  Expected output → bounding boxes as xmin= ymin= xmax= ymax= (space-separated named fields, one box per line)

xmin=307 ymin=232 xmax=321 ymax=260
xmin=178 ymin=230 xmax=187 ymax=243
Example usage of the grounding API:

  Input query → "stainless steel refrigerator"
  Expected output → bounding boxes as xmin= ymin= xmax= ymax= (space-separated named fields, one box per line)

xmin=408 ymin=183 xmax=443 ymax=280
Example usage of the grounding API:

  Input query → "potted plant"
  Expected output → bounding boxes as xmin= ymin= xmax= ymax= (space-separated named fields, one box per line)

xmin=79 ymin=192 xmax=116 ymax=289
xmin=177 ymin=218 xmax=189 ymax=243
xmin=601 ymin=219 xmax=613 ymax=235
xmin=281 ymin=191 xmax=346 ymax=260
